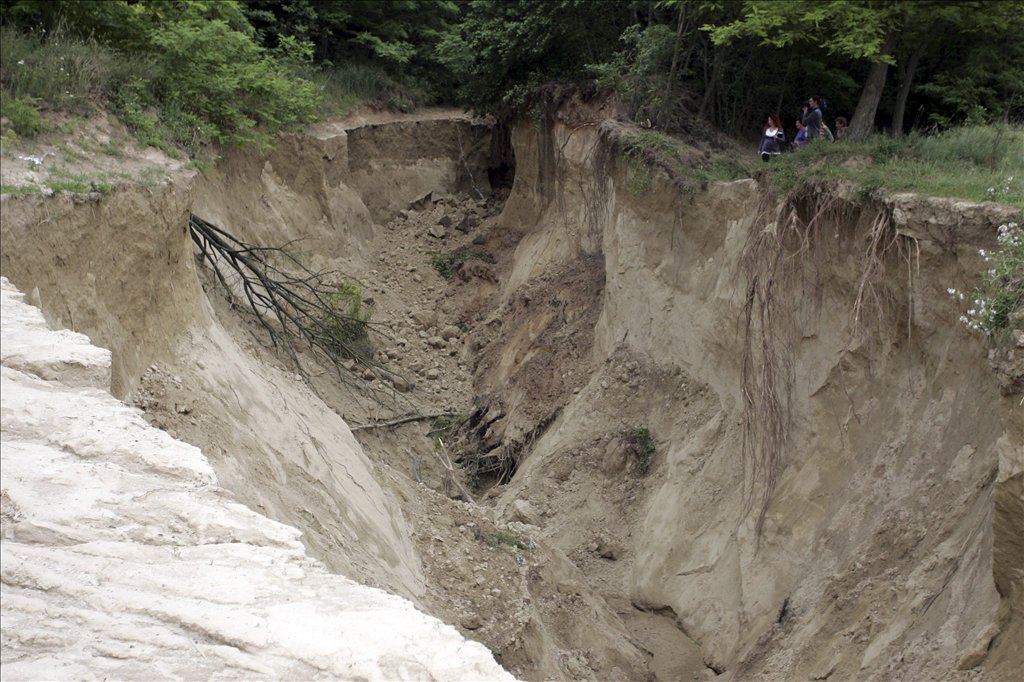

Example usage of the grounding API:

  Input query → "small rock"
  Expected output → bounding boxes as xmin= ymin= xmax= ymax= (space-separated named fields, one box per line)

xmin=428 ymin=225 xmax=448 ymax=239
xmin=461 ymin=616 xmax=483 ymax=630
xmin=427 ymin=336 xmax=447 ymax=349
xmin=411 ymin=309 xmax=437 ymax=329
xmin=440 ymin=325 xmax=461 ymax=340
xmin=597 ymin=540 xmax=619 ymax=560
xmin=410 ymin=191 xmax=433 ymax=210
xmin=361 ymin=368 xmax=375 ymax=381
xmin=509 ymin=499 xmax=539 ymax=525
xmin=425 ymin=368 xmax=440 ymax=380
xmin=391 ymin=375 xmax=414 ymax=393
xmin=437 ymin=214 xmax=453 ymax=228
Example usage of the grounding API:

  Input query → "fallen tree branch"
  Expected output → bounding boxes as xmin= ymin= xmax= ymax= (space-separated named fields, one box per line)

xmin=188 ymin=213 xmax=376 ymax=379
xmin=349 ymin=411 xmax=461 ymax=432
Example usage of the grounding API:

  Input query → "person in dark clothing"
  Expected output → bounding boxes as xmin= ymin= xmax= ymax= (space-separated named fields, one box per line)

xmin=802 ymin=96 xmax=823 ymax=142
xmin=759 ymin=113 xmax=786 ymax=161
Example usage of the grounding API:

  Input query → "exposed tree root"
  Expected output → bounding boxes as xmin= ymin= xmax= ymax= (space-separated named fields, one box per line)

xmin=739 ymin=182 xmax=915 ymax=541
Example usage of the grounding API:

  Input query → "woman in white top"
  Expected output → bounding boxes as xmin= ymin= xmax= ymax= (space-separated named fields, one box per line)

xmin=759 ymin=113 xmax=786 ymax=161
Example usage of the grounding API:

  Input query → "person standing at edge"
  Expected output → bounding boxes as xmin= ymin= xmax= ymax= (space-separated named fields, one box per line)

xmin=759 ymin=113 xmax=786 ymax=161
xmin=803 ymin=96 xmax=823 ymax=142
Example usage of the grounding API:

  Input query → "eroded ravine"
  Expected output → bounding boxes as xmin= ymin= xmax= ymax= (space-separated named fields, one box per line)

xmin=1 ymin=101 xmax=1020 ymax=682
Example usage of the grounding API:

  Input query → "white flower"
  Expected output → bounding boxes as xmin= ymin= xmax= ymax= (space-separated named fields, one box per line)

xmin=959 ymin=315 xmax=969 ymax=324
xmin=16 ymin=60 xmax=24 ymax=65
xmin=947 ymin=287 xmax=957 ymax=295
xmin=979 ymin=249 xmax=986 ymax=256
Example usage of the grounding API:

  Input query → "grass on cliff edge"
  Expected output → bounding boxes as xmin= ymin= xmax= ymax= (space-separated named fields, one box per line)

xmin=762 ymin=125 xmax=1024 ymax=208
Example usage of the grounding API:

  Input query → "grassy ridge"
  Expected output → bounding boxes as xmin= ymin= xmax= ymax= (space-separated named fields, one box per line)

xmin=762 ymin=126 xmax=1024 ymax=208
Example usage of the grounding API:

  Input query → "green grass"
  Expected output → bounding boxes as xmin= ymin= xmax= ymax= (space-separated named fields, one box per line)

xmin=763 ymin=125 xmax=1024 ymax=207
xmin=55 ymin=142 xmax=86 ymax=161
xmin=43 ymin=168 xmax=112 ymax=195
xmin=0 ymin=25 xmax=152 ymax=114
xmin=0 ymin=184 xmax=41 ymax=196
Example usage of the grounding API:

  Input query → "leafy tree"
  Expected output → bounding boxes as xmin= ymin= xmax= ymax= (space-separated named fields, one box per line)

xmin=437 ymin=0 xmax=630 ymax=115
xmin=1 ymin=0 xmax=318 ymax=150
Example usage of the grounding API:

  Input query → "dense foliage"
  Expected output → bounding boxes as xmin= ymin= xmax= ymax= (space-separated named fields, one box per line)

xmin=1 ymin=0 xmax=1021 ymax=150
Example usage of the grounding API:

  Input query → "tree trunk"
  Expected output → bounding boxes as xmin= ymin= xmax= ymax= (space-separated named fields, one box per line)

xmin=848 ymin=32 xmax=896 ymax=140
xmin=700 ymin=45 xmax=725 ymax=118
xmin=661 ymin=3 xmax=688 ymax=128
xmin=892 ymin=45 xmax=923 ymax=136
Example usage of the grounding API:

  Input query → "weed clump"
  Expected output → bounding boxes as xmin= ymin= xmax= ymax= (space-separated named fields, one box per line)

xmin=482 ymin=529 xmax=530 ymax=551
xmin=431 ymin=247 xmax=495 ymax=279
xmin=950 ymin=220 xmax=1024 ymax=341
xmin=428 ymin=414 xmax=466 ymax=448
xmin=322 ymin=283 xmax=373 ymax=360
xmin=0 ymin=95 xmax=43 ymax=137
xmin=624 ymin=425 xmax=655 ymax=475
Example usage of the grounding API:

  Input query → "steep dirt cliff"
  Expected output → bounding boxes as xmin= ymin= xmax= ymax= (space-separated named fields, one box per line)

xmin=1 ymin=103 xmax=1020 ymax=681
xmin=467 ymin=100 xmax=1022 ymax=681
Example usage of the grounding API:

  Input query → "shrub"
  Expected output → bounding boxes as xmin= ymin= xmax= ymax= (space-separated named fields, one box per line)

xmin=624 ymin=425 xmax=655 ymax=475
xmin=148 ymin=18 xmax=318 ymax=149
xmin=591 ymin=23 xmax=684 ymax=130
xmin=322 ymin=282 xmax=373 ymax=359
xmin=312 ymin=63 xmax=427 ymax=117
xmin=428 ymin=414 xmax=465 ymax=449
xmin=950 ymin=220 xmax=1024 ymax=340
xmin=431 ymin=247 xmax=495 ymax=280
xmin=0 ymin=93 xmax=42 ymax=136
xmin=620 ymin=130 xmax=679 ymax=194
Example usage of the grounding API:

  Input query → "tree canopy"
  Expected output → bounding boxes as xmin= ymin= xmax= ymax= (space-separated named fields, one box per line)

xmin=2 ymin=0 xmax=1020 ymax=145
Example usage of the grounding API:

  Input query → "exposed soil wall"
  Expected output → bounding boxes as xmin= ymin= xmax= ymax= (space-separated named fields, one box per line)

xmin=0 ymin=184 xmax=199 ymax=397
xmin=474 ymin=107 xmax=1023 ymax=680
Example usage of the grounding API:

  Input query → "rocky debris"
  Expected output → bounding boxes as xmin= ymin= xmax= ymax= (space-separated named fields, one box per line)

xmin=428 ymin=224 xmax=448 ymax=239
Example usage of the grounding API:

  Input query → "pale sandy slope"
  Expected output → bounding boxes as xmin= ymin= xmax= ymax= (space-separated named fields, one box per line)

xmin=0 ymin=276 xmax=514 ymax=681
